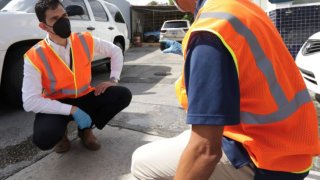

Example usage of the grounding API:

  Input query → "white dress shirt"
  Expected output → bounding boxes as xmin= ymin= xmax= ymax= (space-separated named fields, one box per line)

xmin=22 ymin=35 xmax=123 ymax=115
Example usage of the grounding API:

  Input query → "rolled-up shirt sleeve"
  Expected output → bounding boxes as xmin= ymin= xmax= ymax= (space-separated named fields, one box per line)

xmin=93 ymin=37 xmax=123 ymax=80
xmin=185 ymin=31 xmax=240 ymax=125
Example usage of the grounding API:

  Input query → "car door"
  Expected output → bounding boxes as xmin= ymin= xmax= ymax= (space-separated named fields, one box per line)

xmin=104 ymin=2 xmax=128 ymax=39
xmin=87 ymin=0 xmax=116 ymax=42
xmin=62 ymin=0 xmax=96 ymax=34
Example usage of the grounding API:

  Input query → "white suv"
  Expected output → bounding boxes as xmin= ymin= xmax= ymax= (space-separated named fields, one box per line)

xmin=295 ymin=32 xmax=320 ymax=101
xmin=159 ymin=20 xmax=190 ymax=42
xmin=0 ymin=0 xmax=129 ymax=107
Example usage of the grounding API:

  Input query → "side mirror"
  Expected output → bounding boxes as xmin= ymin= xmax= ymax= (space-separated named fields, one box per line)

xmin=65 ymin=5 xmax=84 ymax=16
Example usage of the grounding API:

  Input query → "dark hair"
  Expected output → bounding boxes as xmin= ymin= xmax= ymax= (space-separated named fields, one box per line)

xmin=35 ymin=0 xmax=64 ymax=23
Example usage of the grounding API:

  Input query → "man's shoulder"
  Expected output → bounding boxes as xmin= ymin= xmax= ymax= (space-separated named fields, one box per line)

xmin=72 ymin=31 xmax=93 ymax=38
xmin=25 ymin=39 xmax=47 ymax=55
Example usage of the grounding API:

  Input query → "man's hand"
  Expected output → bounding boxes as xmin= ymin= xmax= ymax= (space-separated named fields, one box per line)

xmin=174 ymin=125 xmax=224 ymax=180
xmin=94 ymin=81 xmax=116 ymax=96
xmin=160 ymin=40 xmax=183 ymax=55
xmin=71 ymin=106 xmax=92 ymax=129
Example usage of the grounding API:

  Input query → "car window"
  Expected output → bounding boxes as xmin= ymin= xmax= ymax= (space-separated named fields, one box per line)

xmin=163 ymin=21 xmax=188 ymax=28
xmin=88 ymin=0 xmax=108 ymax=22
xmin=105 ymin=3 xmax=125 ymax=24
xmin=0 ymin=0 xmax=11 ymax=10
xmin=62 ymin=0 xmax=90 ymax=21
xmin=1 ymin=0 xmax=90 ymax=21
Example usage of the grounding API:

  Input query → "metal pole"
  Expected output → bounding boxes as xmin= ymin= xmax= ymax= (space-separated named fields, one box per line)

xmin=153 ymin=10 xmax=155 ymax=31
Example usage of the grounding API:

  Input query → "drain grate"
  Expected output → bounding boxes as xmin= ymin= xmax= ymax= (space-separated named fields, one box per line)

xmin=154 ymin=72 xmax=172 ymax=76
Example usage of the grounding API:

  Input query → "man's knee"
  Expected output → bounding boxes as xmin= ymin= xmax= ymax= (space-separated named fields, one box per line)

xmin=131 ymin=146 xmax=152 ymax=179
xmin=33 ymin=130 xmax=61 ymax=150
xmin=118 ymin=86 xmax=132 ymax=107
xmin=131 ymin=145 xmax=171 ymax=180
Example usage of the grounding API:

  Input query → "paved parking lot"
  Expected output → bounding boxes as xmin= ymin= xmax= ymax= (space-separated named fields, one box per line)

xmin=0 ymin=46 xmax=319 ymax=180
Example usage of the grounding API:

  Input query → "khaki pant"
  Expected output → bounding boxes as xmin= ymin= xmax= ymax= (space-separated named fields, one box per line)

xmin=131 ymin=130 xmax=254 ymax=180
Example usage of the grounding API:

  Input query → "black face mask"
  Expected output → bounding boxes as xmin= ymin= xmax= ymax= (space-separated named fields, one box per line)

xmin=46 ymin=17 xmax=71 ymax=39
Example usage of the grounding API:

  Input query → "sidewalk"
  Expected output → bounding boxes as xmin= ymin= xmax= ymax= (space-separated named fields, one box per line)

xmin=6 ymin=126 xmax=164 ymax=180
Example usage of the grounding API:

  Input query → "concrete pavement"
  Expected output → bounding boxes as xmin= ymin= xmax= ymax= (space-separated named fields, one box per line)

xmin=4 ymin=46 xmax=320 ymax=180
xmin=5 ymin=46 xmax=188 ymax=180
xmin=6 ymin=126 xmax=164 ymax=180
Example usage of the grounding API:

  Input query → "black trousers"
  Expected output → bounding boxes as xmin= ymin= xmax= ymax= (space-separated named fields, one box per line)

xmin=33 ymin=86 xmax=132 ymax=150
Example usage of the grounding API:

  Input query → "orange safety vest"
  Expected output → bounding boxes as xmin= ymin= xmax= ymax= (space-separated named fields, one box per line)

xmin=25 ymin=32 xmax=95 ymax=100
xmin=177 ymin=0 xmax=320 ymax=173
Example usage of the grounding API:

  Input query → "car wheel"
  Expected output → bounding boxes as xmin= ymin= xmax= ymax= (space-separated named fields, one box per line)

xmin=1 ymin=45 xmax=31 ymax=108
xmin=114 ymin=41 xmax=124 ymax=54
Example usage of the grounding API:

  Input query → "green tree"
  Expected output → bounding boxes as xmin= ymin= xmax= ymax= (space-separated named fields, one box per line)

xmin=148 ymin=1 xmax=158 ymax=5
xmin=182 ymin=13 xmax=194 ymax=23
xmin=168 ymin=0 xmax=174 ymax=5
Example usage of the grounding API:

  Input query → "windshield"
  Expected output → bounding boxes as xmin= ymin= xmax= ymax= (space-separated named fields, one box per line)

xmin=163 ymin=21 xmax=188 ymax=28
xmin=1 ymin=0 xmax=37 ymax=12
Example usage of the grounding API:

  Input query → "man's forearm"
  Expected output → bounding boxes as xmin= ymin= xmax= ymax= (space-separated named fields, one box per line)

xmin=174 ymin=125 xmax=224 ymax=180
xmin=174 ymin=142 xmax=222 ymax=180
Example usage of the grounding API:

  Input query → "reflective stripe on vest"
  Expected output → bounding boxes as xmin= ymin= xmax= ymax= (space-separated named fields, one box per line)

xmin=44 ymin=84 xmax=90 ymax=96
xmin=35 ymin=45 xmax=56 ymax=93
xmin=76 ymin=32 xmax=92 ymax=62
xmin=198 ymin=12 xmax=311 ymax=125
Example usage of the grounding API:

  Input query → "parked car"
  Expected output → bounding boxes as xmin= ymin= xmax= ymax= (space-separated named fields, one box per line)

xmin=295 ymin=31 xmax=320 ymax=101
xmin=159 ymin=20 xmax=190 ymax=42
xmin=0 ymin=0 xmax=129 ymax=107
xmin=144 ymin=30 xmax=160 ymax=43
xmin=103 ymin=1 xmax=128 ymax=48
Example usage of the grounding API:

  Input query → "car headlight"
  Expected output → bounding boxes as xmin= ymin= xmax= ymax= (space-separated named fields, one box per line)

xmin=302 ymin=39 xmax=320 ymax=56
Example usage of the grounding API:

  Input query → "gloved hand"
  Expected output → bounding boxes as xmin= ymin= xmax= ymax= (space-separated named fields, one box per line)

xmin=160 ymin=40 xmax=183 ymax=55
xmin=72 ymin=107 xmax=92 ymax=129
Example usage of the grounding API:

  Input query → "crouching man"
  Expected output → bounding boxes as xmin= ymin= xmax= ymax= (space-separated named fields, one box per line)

xmin=23 ymin=0 xmax=132 ymax=153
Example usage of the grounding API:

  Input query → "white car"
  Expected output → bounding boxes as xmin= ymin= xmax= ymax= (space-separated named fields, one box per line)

xmin=159 ymin=20 xmax=190 ymax=42
xmin=295 ymin=32 xmax=320 ymax=101
xmin=0 ymin=0 xmax=129 ymax=107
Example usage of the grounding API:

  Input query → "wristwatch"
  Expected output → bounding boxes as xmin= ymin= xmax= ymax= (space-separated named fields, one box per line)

xmin=110 ymin=76 xmax=119 ymax=84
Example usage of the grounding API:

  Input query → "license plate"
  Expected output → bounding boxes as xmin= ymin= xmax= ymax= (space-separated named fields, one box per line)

xmin=171 ymin=31 xmax=177 ymax=35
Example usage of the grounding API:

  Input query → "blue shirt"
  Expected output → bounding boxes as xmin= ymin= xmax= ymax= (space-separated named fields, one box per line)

xmin=183 ymin=1 xmax=309 ymax=179
xmin=185 ymin=32 xmax=240 ymax=126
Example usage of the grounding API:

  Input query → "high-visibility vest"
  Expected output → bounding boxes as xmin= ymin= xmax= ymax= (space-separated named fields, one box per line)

xmin=177 ymin=0 xmax=320 ymax=173
xmin=25 ymin=32 xmax=95 ymax=100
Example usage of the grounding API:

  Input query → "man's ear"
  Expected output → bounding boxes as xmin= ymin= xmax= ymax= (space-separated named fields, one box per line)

xmin=39 ymin=22 xmax=47 ymax=31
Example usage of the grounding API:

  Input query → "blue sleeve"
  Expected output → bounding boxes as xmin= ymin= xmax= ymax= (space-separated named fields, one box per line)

xmin=184 ymin=31 xmax=240 ymax=125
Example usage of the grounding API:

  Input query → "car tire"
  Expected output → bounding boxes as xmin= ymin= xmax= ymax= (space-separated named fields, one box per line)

xmin=1 ymin=45 xmax=31 ymax=108
xmin=114 ymin=41 xmax=124 ymax=54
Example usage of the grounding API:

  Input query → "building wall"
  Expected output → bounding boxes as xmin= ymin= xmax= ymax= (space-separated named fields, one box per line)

xmin=104 ymin=0 xmax=131 ymax=39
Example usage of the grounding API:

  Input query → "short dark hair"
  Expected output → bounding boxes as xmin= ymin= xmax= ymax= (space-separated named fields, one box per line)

xmin=35 ymin=0 xmax=64 ymax=23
